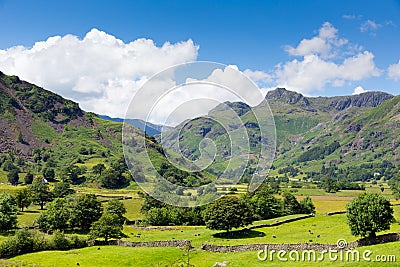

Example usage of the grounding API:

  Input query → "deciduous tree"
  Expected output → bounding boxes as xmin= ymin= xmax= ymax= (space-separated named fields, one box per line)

xmin=346 ymin=193 xmax=394 ymax=238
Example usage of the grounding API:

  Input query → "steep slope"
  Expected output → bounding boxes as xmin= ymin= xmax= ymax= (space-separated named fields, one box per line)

xmin=0 ymin=71 xmax=122 ymax=164
xmin=0 ymin=72 xmax=210 ymax=189
xmin=161 ymin=87 xmax=397 ymax=181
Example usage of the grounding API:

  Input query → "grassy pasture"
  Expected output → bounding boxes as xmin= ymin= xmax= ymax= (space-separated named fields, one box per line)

xmin=6 ymin=212 xmax=400 ymax=267
xmin=7 ymin=242 xmax=400 ymax=267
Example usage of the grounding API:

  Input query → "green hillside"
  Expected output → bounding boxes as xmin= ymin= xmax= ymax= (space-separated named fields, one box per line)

xmin=161 ymin=87 xmax=399 ymax=183
xmin=0 ymin=72 xmax=208 ymax=188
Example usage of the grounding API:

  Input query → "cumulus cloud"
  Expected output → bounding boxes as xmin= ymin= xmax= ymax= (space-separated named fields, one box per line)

xmin=126 ymin=65 xmax=267 ymax=126
xmin=243 ymin=69 xmax=272 ymax=84
xmin=388 ymin=59 xmax=400 ymax=81
xmin=0 ymin=28 xmax=199 ymax=117
xmin=352 ymin=86 xmax=368 ymax=95
xmin=276 ymin=22 xmax=381 ymax=94
xmin=285 ymin=22 xmax=348 ymax=59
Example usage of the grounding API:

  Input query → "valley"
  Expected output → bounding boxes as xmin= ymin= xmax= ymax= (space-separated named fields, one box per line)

xmin=0 ymin=73 xmax=399 ymax=266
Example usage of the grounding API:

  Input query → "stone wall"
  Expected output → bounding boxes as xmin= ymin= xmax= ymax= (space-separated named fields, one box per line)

xmin=92 ymin=239 xmax=192 ymax=248
xmin=201 ymin=233 xmax=400 ymax=253
xmin=249 ymin=214 xmax=314 ymax=229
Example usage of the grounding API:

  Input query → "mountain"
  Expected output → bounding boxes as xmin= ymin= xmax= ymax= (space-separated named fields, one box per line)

xmin=97 ymin=115 xmax=171 ymax=136
xmin=0 ymin=71 xmax=121 ymax=163
xmin=161 ymin=87 xmax=398 ymax=181
xmin=0 ymin=72 xmax=209 ymax=190
xmin=1 ymin=70 xmax=397 ymax=188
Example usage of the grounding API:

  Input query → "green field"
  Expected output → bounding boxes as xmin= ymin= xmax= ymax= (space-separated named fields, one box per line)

xmin=2 ymin=182 xmax=400 ymax=266
xmin=6 ymin=212 xmax=400 ymax=267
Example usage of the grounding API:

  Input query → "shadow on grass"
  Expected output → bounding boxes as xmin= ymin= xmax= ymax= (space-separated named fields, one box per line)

xmin=20 ymin=210 xmax=40 ymax=214
xmin=213 ymin=229 xmax=265 ymax=239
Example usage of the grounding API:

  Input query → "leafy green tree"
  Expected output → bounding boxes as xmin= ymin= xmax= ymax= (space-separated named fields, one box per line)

xmin=322 ymin=177 xmax=338 ymax=193
xmin=244 ymin=192 xmax=282 ymax=220
xmin=89 ymin=213 xmax=124 ymax=242
xmin=140 ymin=194 xmax=165 ymax=213
xmin=92 ymin=163 xmax=106 ymax=176
xmin=61 ymin=165 xmax=84 ymax=183
xmin=0 ymin=193 xmax=18 ymax=230
xmin=36 ymin=198 xmax=70 ymax=230
xmin=110 ymin=156 xmax=128 ymax=175
xmin=7 ymin=169 xmax=19 ymax=186
xmin=104 ymin=199 xmax=126 ymax=225
xmin=282 ymin=192 xmax=301 ymax=215
xmin=29 ymin=177 xmax=53 ymax=210
xmin=299 ymin=196 xmax=315 ymax=214
xmin=145 ymin=207 xmax=172 ymax=226
xmin=53 ymin=182 xmax=75 ymax=198
xmin=69 ymin=194 xmax=102 ymax=230
xmin=203 ymin=196 xmax=253 ymax=232
xmin=2 ymin=160 xmax=16 ymax=172
xmin=14 ymin=188 xmax=32 ymax=211
xmin=389 ymin=173 xmax=400 ymax=200
xmin=346 ymin=193 xmax=394 ymax=238
xmin=42 ymin=167 xmax=55 ymax=181
xmin=24 ymin=172 xmax=34 ymax=184
xmin=100 ymin=168 xmax=128 ymax=189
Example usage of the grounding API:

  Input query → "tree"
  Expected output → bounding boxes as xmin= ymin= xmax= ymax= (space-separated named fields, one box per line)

xmin=89 ymin=214 xmax=124 ymax=242
xmin=346 ymin=193 xmax=394 ymax=238
xmin=203 ymin=196 xmax=253 ymax=232
xmin=69 ymin=194 xmax=102 ymax=230
xmin=389 ymin=173 xmax=400 ymax=200
xmin=92 ymin=164 xmax=106 ymax=176
xmin=42 ymin=167 xmax=55 ymax=181
xmin=100 ymin=168 xmax=128 ymax=189
xmin=321 ymin=177 xmax=338 ymax=193
xmin=53 ymin=182 xmax=75 ymax=198
xmin=29 ymin=177 xmax=53 ymax=210
xmin=299 ymin=196 xmax=315 ymax=214
xmin=244 ymin=190 xmax=282 ymax=220
xmin=110 ymin=156 xmax=128 ymax=175
xmin=0 ymin=193 xmax=18 ymax=230
xmin=282 ymin=192 xmax=301 ymax=215
xmin=14 ymin=188 xmax=32 ymax=211
xmin=36 ymin=198 xmax=70 ymax=230
xmin=2 ymin=160 xmax=16 ymax=172
xmin=61 ymin=165 xmax=84 ymax=183
xmin=24 ymin=172 xmax=34 ymax=184
xmin=7 ymin=169 xmax=19 ymax=186
xmin=104 ymin=199 xmax=126 ymax=225
xmin=145 ymin=207 xmax=171 ymax=226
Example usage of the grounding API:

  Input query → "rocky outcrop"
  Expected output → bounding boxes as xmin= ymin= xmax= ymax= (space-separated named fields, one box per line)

xmin=266 ymin=88 xmax=310 ymax=107
xmin=327 ymin=92 xmax=393 ymax=111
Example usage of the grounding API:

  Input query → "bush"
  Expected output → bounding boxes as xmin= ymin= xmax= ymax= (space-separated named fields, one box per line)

xmin=0 ymin=229 xmax=88 ymax=258
xmin=49 ymin=231 xmax=71 ymax=250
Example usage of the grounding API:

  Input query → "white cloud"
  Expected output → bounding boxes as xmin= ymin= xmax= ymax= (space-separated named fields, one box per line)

xmin=276 ymin=23 xmax=381 ymax=94
xmin=352 ymin=86 xmax=368 ymax=95
xmin=243 ymin=69 xmax=272 ymax=84
xmin=342 ymin=14 xmax=356 ymax=20
xmin=360 ymin=20 xmax=382 ymax=35
xmin=285 ymin=22 xmax=347 ymax=59
xmin=388 ymin=59 xmax=400 ymax=81
xmin=0 ymin=28 xmax=199 ymax=117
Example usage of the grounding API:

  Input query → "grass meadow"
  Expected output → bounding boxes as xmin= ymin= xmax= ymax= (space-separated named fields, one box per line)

xmin=1 ymin=183 xmax=400 ymax=266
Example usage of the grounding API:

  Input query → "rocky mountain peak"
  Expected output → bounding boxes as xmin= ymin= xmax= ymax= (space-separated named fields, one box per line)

xmin=265 ymin=88 xmax=310 ymax=107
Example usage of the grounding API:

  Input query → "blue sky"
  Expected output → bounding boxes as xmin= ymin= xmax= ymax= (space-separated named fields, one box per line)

xmin=0 ymin=0 xmax=399 ymax=117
